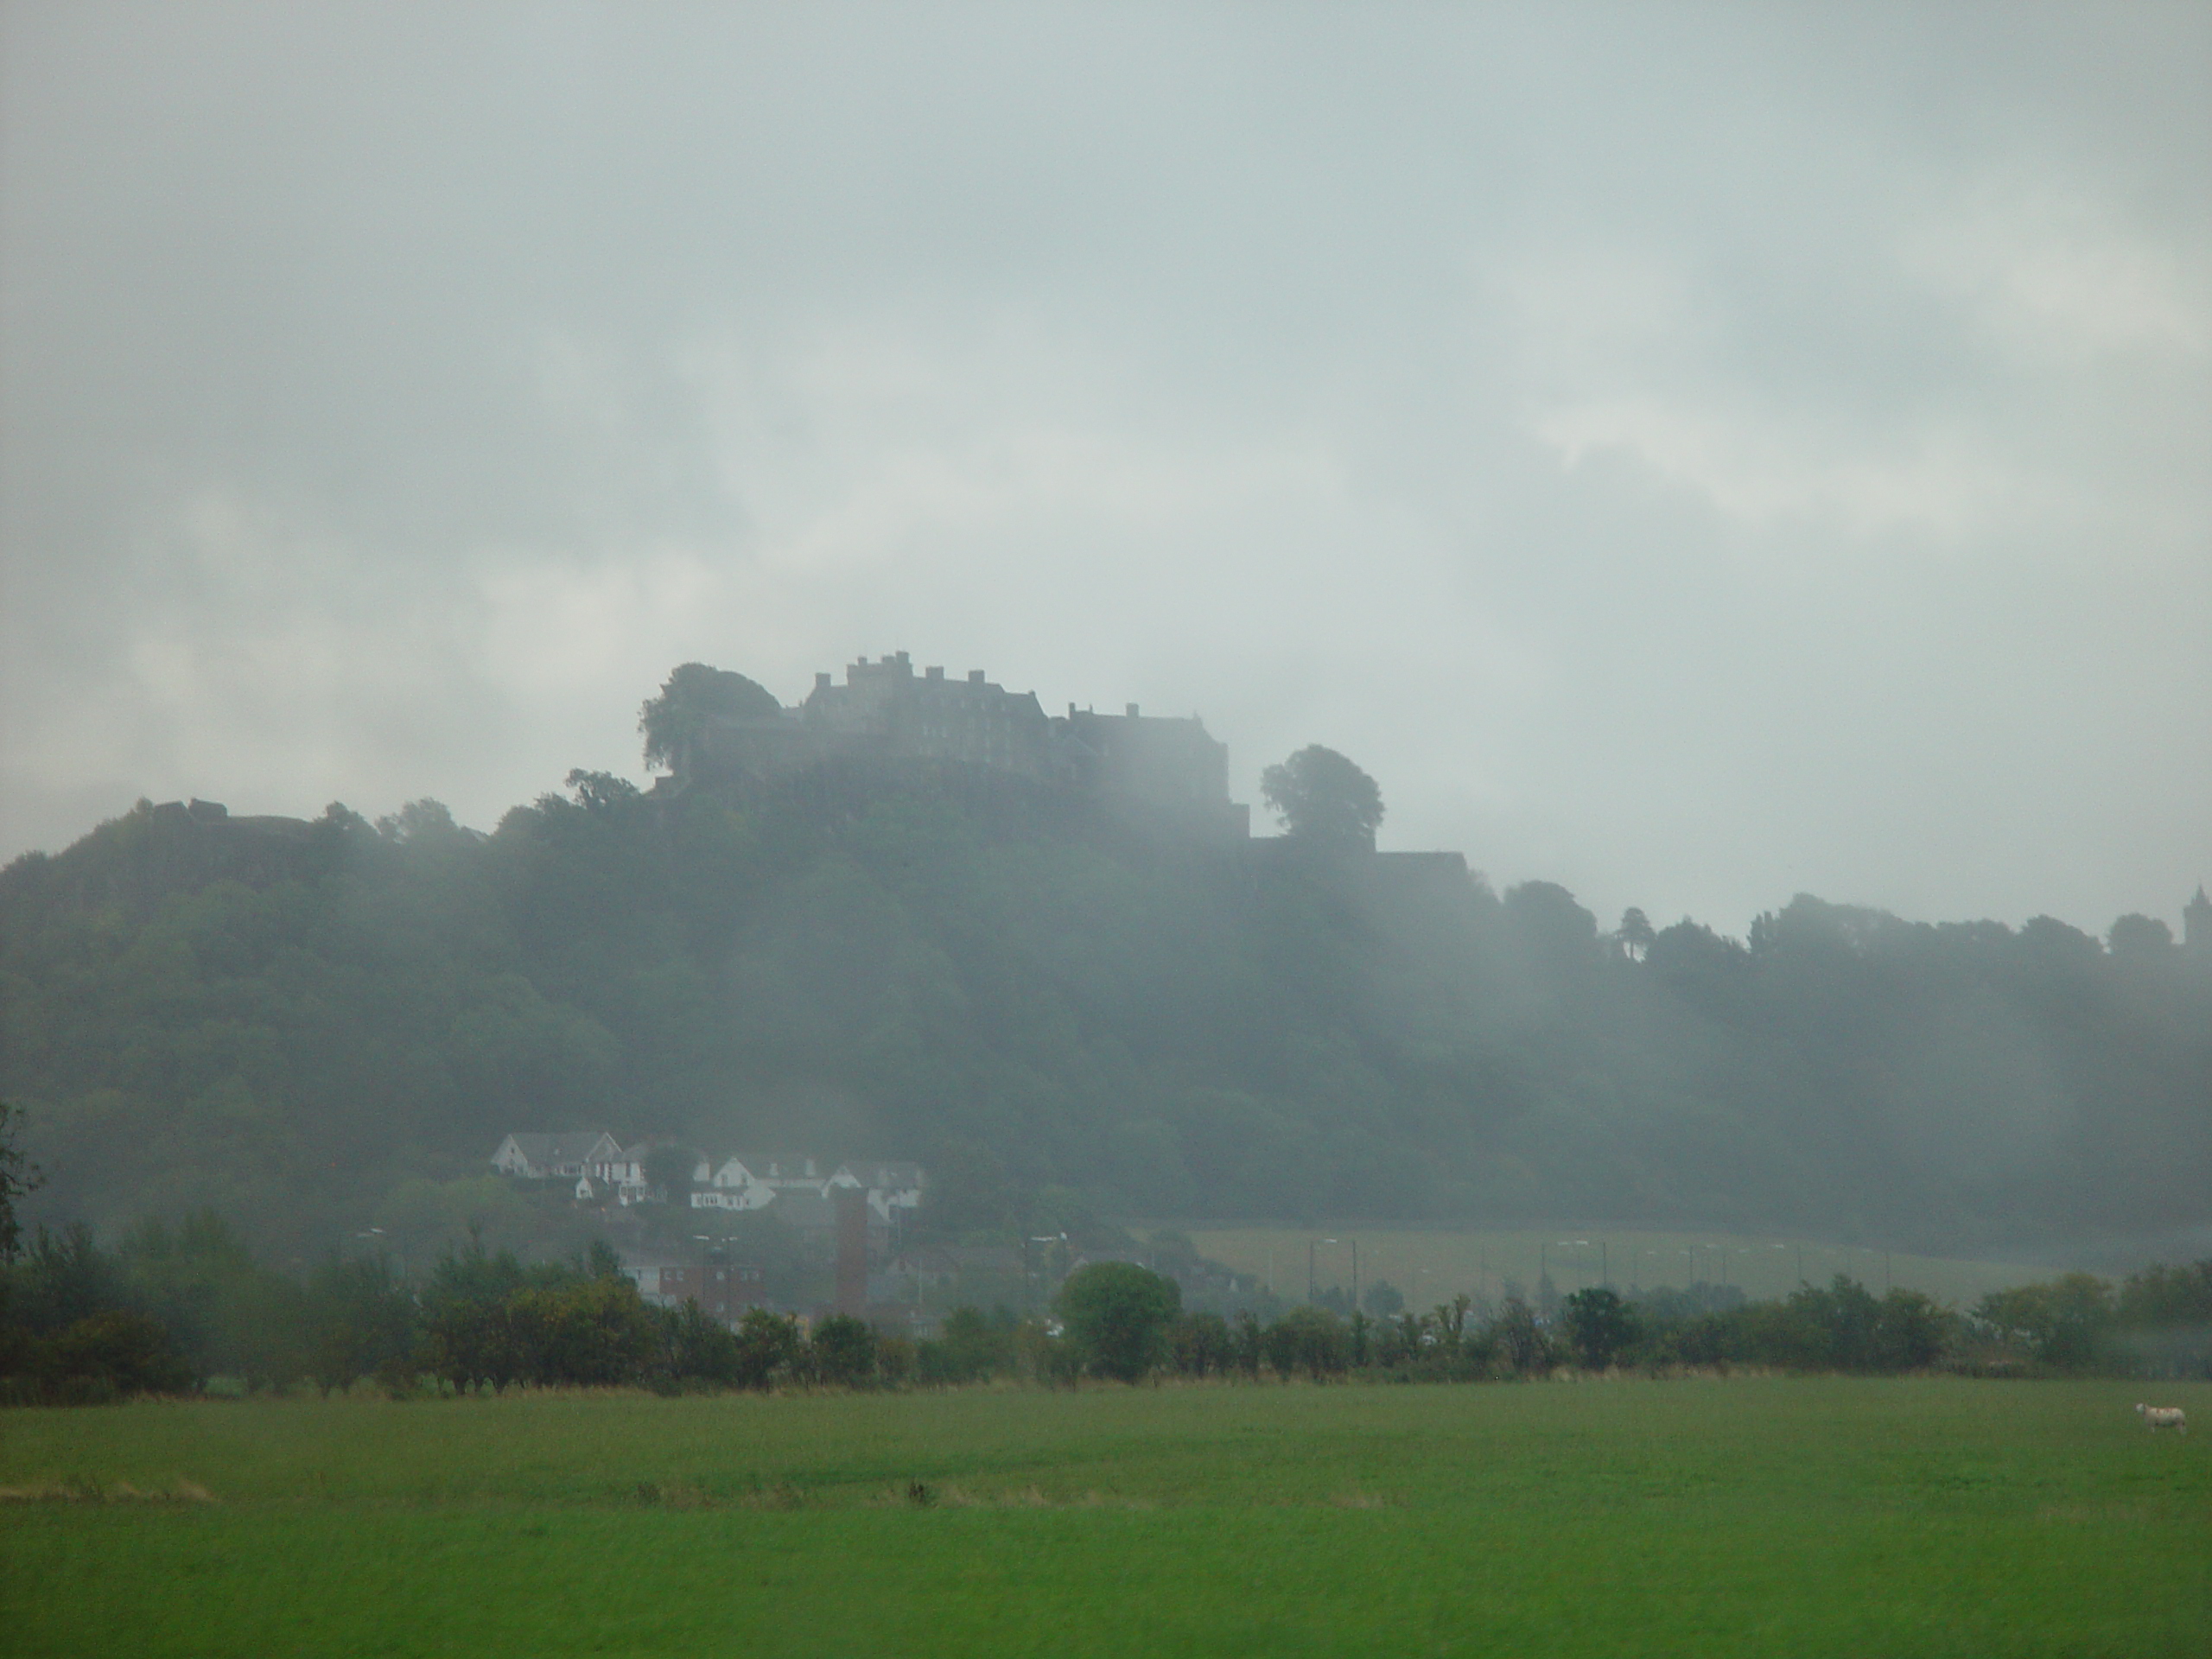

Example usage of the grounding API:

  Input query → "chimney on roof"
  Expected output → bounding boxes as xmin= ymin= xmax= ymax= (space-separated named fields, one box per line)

xmin=815 ymin=671 xmax=831 ymax=691
xmin=968 ymin=669 xmax=985 ymax=684
xmin=925 ymin=664 xmax=944 ymax=681
xmin=1126 ymin=702 xmax=1139 ymax=718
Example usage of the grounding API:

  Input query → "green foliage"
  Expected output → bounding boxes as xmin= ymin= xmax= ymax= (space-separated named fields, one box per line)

xmin=1561 ymin=1287 xmax=1640 ymax=1370
xmin=917 ymin=1304 xmax=1019 ymax=1384
xmin=639 ymin=664 xmax=780 ymax=772
xmin=2 ymin=760 xmax=2208 ymax=1273
xmin=729 ymin=1308 xmax=802 ymax=1389
xmin=0 ymin=1099 xmax=42 ymax=1262
xmin=32 ymin=1310 xmax=193 ymax=1401
xmin=807 ymin=1313 xmax=878 ymax=1387
xmin=119 ymin=1212 xmax=308 ymax=1389
xmin=1361 ymin=1278 xmax=1405 ymax=1317
xmin=2118 ymin=1261 xmax=2212 ymax=1329
xmin=304 ymin=1254 xmax=418 ymax=1397
xmin=500 ymin=1278 xmax=657 ymax=1388
xmin=413 ymin=1236 xmax=662 ymax=1392
xmin=1976 ymin=1274 xmax=2120 ymax=1370
xmin=1054 ymin=1262 xmax=1181 ymax=1382
xmin=1262 ymin=1304 xmax=1348 ymax=1380
xmin=1491 ymin=1296 xmax=1548 ymax=1375
xmin=2107 ymin=912 xmax=2175 ymax=958
xmin=1166 ymin=1311 xmax=1232 ymax=1377
xmin=1258 ymin=744 xmax=1383 ymax=848
xmin=1631 ymin=1278 xmax=1958 ymax=1374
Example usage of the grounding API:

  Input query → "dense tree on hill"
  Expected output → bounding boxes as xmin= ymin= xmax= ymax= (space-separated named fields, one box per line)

xmin=1259 ymin=746 xmax=1384 ymax=849
xmin=639 ymin=664 xmax=782 ymax=773
xmin=0 ymin=762 xmax=2206 ymax=1268
xmin=2107 ymin=912 xmax=2175 ymax=959
xmin=0 ymin=1102 xmax=41 ymax=1262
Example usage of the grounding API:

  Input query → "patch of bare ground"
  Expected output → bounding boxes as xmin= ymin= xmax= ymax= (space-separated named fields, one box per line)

xmin=0 ymin=1478 xmax=214 ymax=1503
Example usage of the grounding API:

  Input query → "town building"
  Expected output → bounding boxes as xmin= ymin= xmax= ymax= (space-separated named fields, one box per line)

xmin=620 ymin=1255 xmax=765 ymax=1321
xmin=491 ymin=1136 xmax=925 ymax=1231
xmin=491 ymin=1133 xmax=624 ymax=1183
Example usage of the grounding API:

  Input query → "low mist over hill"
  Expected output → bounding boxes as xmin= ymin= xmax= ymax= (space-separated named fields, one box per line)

xmin=3 ymin=668 xmax=2204 ymax=1268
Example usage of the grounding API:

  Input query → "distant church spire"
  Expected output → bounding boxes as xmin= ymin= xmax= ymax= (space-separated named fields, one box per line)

xmin=2186 ymin=884 xmax=2212 ymax=953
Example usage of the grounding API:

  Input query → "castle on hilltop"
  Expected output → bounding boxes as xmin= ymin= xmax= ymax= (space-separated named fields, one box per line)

xmin=671 ymin=652 xmax=1251 ymax=840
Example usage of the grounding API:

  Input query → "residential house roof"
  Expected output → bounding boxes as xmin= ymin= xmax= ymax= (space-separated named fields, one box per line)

xmin=498 ymin=1131 xmax=622 ymax=1166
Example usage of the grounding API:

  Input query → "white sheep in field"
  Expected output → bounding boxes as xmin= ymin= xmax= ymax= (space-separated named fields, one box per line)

xmin=2134 ymin=1403 xmax=2187 ymax=1433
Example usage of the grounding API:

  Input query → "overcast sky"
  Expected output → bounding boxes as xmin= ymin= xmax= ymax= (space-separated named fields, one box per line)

xmin=3 ymin=3 xmax=2206 ymax=938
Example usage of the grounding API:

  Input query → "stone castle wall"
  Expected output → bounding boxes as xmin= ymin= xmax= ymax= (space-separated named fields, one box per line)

xmin=683 ymin=652 xmax=1249 ymax=839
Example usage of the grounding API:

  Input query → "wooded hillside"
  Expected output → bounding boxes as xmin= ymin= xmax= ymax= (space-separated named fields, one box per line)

xmin=3 ymin=768 xmax=2204 ymax=1263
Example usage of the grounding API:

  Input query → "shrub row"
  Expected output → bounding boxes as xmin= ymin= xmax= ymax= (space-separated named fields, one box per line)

xmin=7 ymin=1219 xmax=2208 ymax=1402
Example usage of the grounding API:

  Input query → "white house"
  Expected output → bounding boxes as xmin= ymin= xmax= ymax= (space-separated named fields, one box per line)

xmin=691 ymin=1156 xmax=925 ymax=1230
xmin=491 ymin=1132 xmax=624 ymax=1182
xmin=830 ymin=1161 xmax=926 ymax=1224
xmin=691 ymin=1154 xmax=833 ymax=1212
xmin=493 ymin=1135 xmax=926 ymax=1224
xmin=697 ymin=1156 xmax=780 ymax=1211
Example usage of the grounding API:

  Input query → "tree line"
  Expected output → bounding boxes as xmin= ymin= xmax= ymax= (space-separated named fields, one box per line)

xmin=6 ymin=1220 xmax=2207 ymax=1405
xmin=0 ymin=1213 xmax=889 ymax=1404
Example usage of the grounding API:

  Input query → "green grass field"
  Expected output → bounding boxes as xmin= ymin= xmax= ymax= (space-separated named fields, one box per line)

xmin=1178 ymin=1224 xmax=2051 ymax=1307
xmin=3 ymin=1379 xmax=2206 ymax=1657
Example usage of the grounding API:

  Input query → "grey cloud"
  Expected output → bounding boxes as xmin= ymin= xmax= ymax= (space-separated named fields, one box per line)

xmin=3 ymin=1 xmax=2206 ymax=937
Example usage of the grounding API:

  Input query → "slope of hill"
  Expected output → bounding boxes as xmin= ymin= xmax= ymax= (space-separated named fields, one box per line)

xmin=2 ymin=767 xmax=2205 ymax=1263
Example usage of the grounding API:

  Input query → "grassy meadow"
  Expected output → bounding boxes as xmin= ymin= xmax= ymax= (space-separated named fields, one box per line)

xmin=3 ymin=1377 xmax=2207 ymax=1657
xmin=1179 ymin=1224 xmax=2052 ymax=1308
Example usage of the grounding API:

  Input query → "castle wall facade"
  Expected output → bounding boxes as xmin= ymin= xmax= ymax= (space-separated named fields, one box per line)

xmin=683 ymin=652 xmax=1249 ymax=838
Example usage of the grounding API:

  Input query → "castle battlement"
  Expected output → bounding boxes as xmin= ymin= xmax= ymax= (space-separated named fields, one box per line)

xmin=681 ymin=654 xmax=1249 ymax=839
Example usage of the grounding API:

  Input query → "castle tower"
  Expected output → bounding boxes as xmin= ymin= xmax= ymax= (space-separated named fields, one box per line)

xmin=2186 ymin=884 xmax=2211 ymax=954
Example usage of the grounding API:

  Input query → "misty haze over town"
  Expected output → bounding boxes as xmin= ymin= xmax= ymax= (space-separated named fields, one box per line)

xmin=3 ymin=12 xmax=2209 ymax=1653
